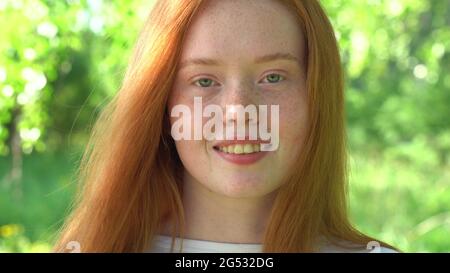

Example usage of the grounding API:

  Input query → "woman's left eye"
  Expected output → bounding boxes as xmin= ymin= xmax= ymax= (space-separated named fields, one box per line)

xmin=194 ymin=78 xmax=217 ymax=88
xmin=261 ymin=73 xmax=285 ymax=84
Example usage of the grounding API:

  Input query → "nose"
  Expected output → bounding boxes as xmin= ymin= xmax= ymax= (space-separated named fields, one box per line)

xmin=225 ymin=104 xmax=256 ymax=124
xmin=222 ymin=81 xmax=259 ymax=124
xmin=219 ymin=81 xmax=261 ymax=141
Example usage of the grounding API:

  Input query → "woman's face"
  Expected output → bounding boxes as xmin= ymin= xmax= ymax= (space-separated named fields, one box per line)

xmin=168 ymin=0 xmax=309 ymax=198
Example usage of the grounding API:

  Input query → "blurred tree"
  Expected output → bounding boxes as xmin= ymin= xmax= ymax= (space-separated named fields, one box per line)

xmin=0 ymin=0 xmax=153 ymax=190
xmin=0 ymin=0 xmax=85 ymax=191
xmin=322 ymin=0 xmax=450 ymax=157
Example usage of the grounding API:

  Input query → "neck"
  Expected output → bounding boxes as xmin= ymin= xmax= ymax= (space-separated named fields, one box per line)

xmin=160 ymin=171 xmax=277 ymax=244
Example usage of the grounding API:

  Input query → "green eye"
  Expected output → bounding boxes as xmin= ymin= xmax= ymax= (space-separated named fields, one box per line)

xmin=265 ymin=73 xmax=284 ymax=83
xmin=195 ymin=78 xmax=214 ymax=87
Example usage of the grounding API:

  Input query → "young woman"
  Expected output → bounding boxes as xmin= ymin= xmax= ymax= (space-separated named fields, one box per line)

xmin=54 ymin=0 xmax=398 ymax=253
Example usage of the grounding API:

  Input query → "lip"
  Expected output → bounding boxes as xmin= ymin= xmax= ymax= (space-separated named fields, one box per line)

xmin=212 ymin=140 xmax=270 ymax=165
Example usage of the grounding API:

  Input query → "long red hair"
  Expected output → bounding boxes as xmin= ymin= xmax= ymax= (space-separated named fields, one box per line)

xmin=54 ymin=0 xmax=395 ymax=252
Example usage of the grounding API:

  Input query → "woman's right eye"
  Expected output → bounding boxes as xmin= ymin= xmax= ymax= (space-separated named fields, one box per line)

xmin=194 ymin=78 xmax=217 ymax=88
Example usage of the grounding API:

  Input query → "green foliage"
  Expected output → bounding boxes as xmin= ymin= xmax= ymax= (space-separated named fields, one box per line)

xmin=349 ymin=152 xmax=450 ymax=252
xmin=0 ymin=0 xmax=154 ymax=153
xmin=0 ymin=151 xmax=78 ymax=249
xmin=319 ymin=0 xmax=450 ymax=252
xmin=322 ymin=0 xmax=450 ymax=149
xmin=0 ymin=0 xmax=84 ymax=154
xmin=0 ymin=224 xmax=51 ymax=252
xmin=0 ymin=0 xmax=449 ymax=252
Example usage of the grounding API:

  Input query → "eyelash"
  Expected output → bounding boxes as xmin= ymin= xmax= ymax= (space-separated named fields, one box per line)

xmin=260 ymin=73 xmax=285 ymax=84
xmin=192 ymin=73 xmax=286 ymax=88
xmin=193 ymin=78 xmax=219 ymax=88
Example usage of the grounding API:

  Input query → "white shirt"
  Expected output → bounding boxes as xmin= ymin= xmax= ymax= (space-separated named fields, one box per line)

xmin=146 ymin=235 xmax=398 ymax=253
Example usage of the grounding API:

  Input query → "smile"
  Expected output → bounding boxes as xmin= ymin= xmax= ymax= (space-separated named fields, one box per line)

xmin=214 ymin=143 xmax=261 ymax=154
xmin=213 ymin=141 xmax=269 ymax=165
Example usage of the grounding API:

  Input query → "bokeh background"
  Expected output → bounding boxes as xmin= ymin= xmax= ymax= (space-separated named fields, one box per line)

xmin=0 ymin=0 xmax=449 ymax=252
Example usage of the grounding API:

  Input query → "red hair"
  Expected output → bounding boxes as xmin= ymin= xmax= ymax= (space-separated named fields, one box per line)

xmin=54 ymin=0 xmax=396 ymax=252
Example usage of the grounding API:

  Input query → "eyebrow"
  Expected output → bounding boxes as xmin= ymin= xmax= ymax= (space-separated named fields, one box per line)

xmin=179 ymin=52 xmax=300 ymax=69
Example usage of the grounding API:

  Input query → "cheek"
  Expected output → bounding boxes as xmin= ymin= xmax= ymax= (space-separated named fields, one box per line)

xmin=278 ymin=92 xmax=309 ymax=154
xmin=174 ymin=140 xmax=195 ymax=160
xmin=169 ymin=90 xmax=212 ymax=175
xmin=174 ymin=139 xmax=211 ymax=181
xmin=174 ymin=141 xmax=194 ymax=172
xmin=282 ymin=104 xmax=308 ymax=137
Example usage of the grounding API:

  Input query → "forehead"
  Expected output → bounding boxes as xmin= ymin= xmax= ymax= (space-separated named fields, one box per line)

xmin=180 ymin=0 xmax=305 ymax=64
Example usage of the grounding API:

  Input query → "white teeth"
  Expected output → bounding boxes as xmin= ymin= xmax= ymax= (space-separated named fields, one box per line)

xmin=243 ymin=144 xmax=254 ymax=154
xmin=234 ymin=144 xmax=244 ymax=154
xmin=253 ymin=144 xmax=260 ymax=152
xmin=218 ymin=143 xmax=261 ymax=154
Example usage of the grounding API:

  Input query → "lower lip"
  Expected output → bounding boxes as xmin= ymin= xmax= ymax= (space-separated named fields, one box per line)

xmin=214 ymin=148 xmax=269 ymax=165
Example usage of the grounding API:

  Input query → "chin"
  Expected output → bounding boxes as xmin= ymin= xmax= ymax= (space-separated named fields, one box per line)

xmin=214 ymin=174 xmax=276 ymax=198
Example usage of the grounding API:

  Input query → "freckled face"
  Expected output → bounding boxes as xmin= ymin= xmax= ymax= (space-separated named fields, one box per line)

xmin=168 ymin=0 xmax=309 ymax=198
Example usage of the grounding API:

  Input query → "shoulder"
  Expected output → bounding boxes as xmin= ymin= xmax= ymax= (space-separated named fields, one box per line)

xmin=317 ymin=238 xmax=399 ymax=253
xmin=378 ymin=247 xmax=399 ymax=253
xmin=319 ymin=244 xmax=399 ymax=253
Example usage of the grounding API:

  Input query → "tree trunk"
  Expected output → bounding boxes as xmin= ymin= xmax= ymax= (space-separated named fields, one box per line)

xmin=4 ymin=106 xmax=22 ymax=197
